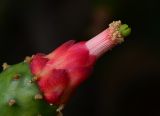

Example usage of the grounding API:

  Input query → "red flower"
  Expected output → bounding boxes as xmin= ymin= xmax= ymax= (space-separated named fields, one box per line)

xmin=30 ymin=21 xmax=131 ymax=104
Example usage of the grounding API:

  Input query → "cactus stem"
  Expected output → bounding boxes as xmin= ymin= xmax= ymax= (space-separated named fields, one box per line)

xmin=35 ymin=94 xmax=43 ymax=100
xmin=2 ymin=62 xmax=10 ymax=70
xmin=13 ymin=74 xmax=20 ymax=80
xmin=37 ymin=114 xmax=42 ymax=116
xmin=24 ymin=56 xmax=32 ymax=63
xmin=8 ymin=99 xmax=16 ymax=106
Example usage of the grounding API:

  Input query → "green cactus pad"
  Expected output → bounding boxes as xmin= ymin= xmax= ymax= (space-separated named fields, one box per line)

xmin=0 ymin=62 xmax=58 ymax=116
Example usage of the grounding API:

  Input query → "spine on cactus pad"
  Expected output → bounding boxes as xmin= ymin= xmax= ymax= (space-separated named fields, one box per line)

xmin=0 ymin=20 xmax=131 ymax=116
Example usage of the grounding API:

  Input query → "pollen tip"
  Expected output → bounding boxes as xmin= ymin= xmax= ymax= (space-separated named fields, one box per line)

xmin=119 ymin=24 xmax=131 ymax=37
xmin=109 ymin=20 xmax=131 ymax=43
xmin=85 ymin=20 xmax=131 ymax=57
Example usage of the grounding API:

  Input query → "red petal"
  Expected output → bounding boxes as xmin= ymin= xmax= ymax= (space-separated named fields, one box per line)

xmin=55 ymin=42 xmax=90 ymax=68
xmin=38 ymin=69 xmax=69 ymax=104
xmin=68 ymin=66 xmax=93 ymax=88
xmin=47 ymin=40 xmax=75 ymax=59
xmin=30 ymin=54 xmax=48 ymax=75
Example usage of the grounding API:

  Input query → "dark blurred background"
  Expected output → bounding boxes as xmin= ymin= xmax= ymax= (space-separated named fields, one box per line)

xmin=0 ymin=0 xmax=160 ymax=116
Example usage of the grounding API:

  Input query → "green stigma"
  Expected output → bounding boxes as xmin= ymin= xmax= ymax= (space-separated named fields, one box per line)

xmin=119 ymin=24 xmax=131 ymax=37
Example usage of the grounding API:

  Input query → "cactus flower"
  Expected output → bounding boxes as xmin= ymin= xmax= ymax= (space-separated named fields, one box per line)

xmin=30 ymin=20 xmax=131 ymax=104
xmin=0 ymin=20 xmax=131 ymax=116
